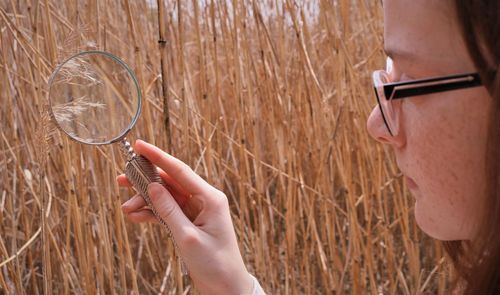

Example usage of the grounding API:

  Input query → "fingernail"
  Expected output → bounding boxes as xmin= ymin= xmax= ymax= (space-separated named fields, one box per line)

xmin=134 ymin=139 xmax=145 ymax=151
xmin=121 ymin=201 xmax=131 ymax=212
xmin=136 ymin=139 xmax=148 ymax=147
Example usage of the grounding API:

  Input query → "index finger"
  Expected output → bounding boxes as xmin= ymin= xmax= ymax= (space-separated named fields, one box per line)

xmin=134 ymin=140 xmax=214 ymax=195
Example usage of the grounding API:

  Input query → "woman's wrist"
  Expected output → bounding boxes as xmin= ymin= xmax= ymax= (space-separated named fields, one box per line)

xmin=241 ymin=272 xmax=255 ymax=295
xmin=225 ymin=271 xmax=254 ymax=295
xmin=230 ymin=271 xmax=255 ymax=295
xmin=197 ymin=270 xmax=254 ymax=295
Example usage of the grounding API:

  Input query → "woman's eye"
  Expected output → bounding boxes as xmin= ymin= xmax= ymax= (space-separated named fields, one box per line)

xmin=390 ymin=67 xmax=414 ymax=82
xmin=387 ymin=58 xmax=415 ymax=83
xmin=398 ymin=73 xmax=414 ymax=82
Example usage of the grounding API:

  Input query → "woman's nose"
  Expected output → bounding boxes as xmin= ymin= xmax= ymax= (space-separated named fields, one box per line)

xmin=366 ymin=105 xmax=405 ymax=148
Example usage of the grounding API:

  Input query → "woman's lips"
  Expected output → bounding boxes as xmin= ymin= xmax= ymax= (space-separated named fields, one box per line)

xmin=405 ymin=176 xmax=418 ymax=190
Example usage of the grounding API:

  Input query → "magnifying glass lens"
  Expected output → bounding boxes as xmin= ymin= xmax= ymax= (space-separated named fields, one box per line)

xmin=48 ymin=51 xmax=141 ymax=145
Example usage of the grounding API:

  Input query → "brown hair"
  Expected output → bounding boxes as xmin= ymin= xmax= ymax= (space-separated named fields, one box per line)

xmin=444 ymin=1 xmax=500 ymax=294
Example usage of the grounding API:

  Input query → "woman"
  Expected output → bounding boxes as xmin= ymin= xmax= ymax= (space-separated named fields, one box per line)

xmin=117 ymin=0 xmax=499 ymax=293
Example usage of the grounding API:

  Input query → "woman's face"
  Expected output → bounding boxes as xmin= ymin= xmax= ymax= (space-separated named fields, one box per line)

xmin=367 ymin=0 xmax=491 ymax=241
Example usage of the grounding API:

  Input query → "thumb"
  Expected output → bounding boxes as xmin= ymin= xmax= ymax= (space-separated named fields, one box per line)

xmin=148 ymin=182 xmax=193 ymax=238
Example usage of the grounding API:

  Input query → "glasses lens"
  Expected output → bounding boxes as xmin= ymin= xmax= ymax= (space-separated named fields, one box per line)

xmin=373 ymin=70 xmax=399 ymax=136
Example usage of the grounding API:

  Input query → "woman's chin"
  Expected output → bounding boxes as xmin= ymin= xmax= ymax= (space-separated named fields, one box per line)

xmin=413 ymin=199 xmax=464 ymax=241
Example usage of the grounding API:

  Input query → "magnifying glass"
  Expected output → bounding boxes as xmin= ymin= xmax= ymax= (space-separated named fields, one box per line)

xmin=48 ymin=50 xmax=187 ymax=274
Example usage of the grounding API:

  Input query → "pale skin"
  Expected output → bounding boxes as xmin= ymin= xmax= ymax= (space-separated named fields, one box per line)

xmin=117 ymin=140 xmax=254 ymax=294
xmin=367 ymin=0 xmax=490 ymax=241
xmin=117 ymin=0 xmax=491 ymax=293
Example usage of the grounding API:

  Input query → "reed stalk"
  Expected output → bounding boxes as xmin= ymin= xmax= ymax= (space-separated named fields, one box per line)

xmin=0 ymin=1 xmax=450 ymax=294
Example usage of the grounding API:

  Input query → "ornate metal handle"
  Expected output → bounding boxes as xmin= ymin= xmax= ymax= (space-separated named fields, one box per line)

xmin=121 ymin=139 xmax=188 ymax=275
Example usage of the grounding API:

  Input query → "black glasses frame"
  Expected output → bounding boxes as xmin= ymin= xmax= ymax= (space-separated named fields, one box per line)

xmin=373 ymin=71 xmax=483 ymax=136
xmin=380 ymin=72 xmax=482 ymax=100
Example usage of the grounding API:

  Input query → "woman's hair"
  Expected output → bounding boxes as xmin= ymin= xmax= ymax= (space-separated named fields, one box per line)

xmin=444 ymin=1 xmax=500 ymax=294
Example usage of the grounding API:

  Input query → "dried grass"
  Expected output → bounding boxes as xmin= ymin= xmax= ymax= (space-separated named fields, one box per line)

xmin=0 ymin=0 xmax=450 ymax=294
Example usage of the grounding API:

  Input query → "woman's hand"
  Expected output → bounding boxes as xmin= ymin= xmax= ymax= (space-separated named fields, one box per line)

xmin=117 ymin=140 xmax=254 ymax=295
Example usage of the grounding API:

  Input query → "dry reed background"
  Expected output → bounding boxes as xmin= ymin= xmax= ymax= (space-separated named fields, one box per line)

xmin=0 ymin=0 xmax=450 ymax=294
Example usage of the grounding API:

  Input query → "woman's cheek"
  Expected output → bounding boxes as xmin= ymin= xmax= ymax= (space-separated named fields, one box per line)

xmin=402 ymin=110 xmax=466 ymax=240
xmin=409 ymin=129 xmax=484 ymax=241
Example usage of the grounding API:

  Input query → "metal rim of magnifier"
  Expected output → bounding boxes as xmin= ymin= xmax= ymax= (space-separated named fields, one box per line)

xmin=47 ymin=50 xmax=142 ymax=146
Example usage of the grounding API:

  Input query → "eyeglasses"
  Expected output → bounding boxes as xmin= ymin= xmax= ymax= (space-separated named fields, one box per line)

xmin=372 ymin=58 xmax=482 ymax=136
